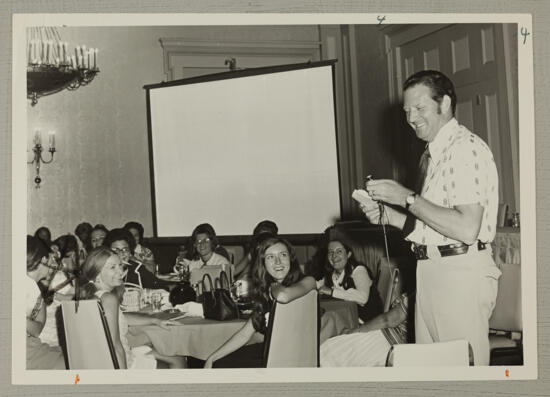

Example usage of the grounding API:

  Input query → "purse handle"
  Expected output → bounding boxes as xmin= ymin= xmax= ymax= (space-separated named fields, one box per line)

xmin=219 ymin=270 xmax=230 ymax=290
xmin=202 ymin=273 xmax=215 ymax=293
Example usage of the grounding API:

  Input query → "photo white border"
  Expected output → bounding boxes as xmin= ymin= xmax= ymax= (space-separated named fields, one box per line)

xmin=12 ymin=12 xmax=536 ymax=385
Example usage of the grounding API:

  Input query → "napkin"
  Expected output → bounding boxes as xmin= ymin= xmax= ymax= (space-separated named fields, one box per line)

xmin=174 ymin=301 xmax=204 ymax=318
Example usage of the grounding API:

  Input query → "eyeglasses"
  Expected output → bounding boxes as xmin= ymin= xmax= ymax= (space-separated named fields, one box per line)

xmin=195 ymin=238 xmax=211 ymax=246
xmin=112 ymin=247 xmax=130 ymax=254
xmin=328 ymin=248 xmax=346 ymax=257
xmin=265 ymin=251 xmax=290 ymax=264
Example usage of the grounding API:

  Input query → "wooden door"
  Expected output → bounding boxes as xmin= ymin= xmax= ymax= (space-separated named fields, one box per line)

xmin=394 ymin=24 xmax=515 ymax=209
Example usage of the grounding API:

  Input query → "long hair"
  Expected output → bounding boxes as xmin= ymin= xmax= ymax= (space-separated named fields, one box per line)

xmin=34 ymin=226 xmax=52 ymax=247
xmin=76 ymin=246 xmax=117 ymax=300
xmin=123 ymin=221 xmax=144 ymax=243
xmin=27 ymin=235 xmax=49 ymax=271
xmin=189 ymin=223 xmax=219 ymax=260
xmin=323 ymin=238 xmax=368 ymax=289
xmin=52 ymin=234 xmax=80 ymax=271
xmin=248 ymin=236 xmax=303 ymax=333
xmin=249 ymin=236 xmax=303 ymax=303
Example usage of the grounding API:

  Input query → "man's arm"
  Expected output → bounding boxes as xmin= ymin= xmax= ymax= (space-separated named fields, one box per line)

xmin=366 ymin=179 xmax=483 ymax=244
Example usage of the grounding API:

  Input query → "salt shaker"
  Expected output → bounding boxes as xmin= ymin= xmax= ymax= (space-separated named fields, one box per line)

xmin=512 ymin=212 xmax=520 ymax=228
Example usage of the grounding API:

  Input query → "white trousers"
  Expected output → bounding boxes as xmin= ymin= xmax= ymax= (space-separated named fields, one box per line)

xmin=415 ymin=248 xmax=501 ymax=365
xmin=320 ymin=330 xmax=391 ymax=367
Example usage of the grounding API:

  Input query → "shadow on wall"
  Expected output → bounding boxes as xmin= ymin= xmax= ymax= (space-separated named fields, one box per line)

xmin=382 ymin=102 xmax=424 ymax=189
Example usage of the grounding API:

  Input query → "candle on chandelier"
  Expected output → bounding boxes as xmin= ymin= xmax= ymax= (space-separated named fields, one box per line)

xmin=63 ymin=42 xmax=68 ymax=64
xmin=75 ymin=46 xmax=81 ymax=67
xmin=94 ymin=48 xmax=98 ymax=69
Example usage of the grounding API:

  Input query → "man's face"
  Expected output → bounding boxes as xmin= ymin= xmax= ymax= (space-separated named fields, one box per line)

xmin=403 ymin=84 xmax=449 ymax=143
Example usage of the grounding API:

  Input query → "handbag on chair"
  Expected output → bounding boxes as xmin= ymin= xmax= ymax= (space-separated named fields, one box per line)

xmin=201 ymin=272 xmax=239 ymax=321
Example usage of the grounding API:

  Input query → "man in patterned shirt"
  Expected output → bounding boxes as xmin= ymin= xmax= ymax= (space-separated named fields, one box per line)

xmin=361 ymin=70 xmax=501 ymax=365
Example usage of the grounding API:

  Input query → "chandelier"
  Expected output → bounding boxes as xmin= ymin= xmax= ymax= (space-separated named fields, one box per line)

xmin=27 ymin=27 xmax=100 ymax=106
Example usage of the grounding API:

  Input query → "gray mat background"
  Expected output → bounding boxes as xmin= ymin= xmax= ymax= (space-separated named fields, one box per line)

xmin=1 ymin=1 xmax=549 ymax=395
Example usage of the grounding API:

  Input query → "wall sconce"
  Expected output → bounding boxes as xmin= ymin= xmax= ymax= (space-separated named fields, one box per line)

xmin=28 ymin=129 xmax=56 ymax=187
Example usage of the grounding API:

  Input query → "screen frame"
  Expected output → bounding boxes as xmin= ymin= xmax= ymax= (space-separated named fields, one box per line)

xmin=144 ymin=59 xmax=342 ymax=237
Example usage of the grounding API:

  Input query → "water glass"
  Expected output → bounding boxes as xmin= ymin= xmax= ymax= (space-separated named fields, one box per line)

xmin=151 ymin=292 xmax=162 ymax=312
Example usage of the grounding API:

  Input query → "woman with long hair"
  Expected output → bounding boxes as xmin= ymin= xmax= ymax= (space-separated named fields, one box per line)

xmin=76 ymin=246 xmax=185 ymax=369
xmin=40 ymin=234 xmax=81 ymax=347
xmin=204 ymin=236 xmax=316 ymax=368
xmin=317 ymin=234 xmax=383 ymax=323
xmin=26 ymin=235 xmax=66 ymax=369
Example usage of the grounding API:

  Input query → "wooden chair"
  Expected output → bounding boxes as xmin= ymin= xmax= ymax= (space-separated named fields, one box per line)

xmin=263 ymin=289 xmax=319 ymax=368
xmin=489 ymin=262 xmax=523 ymax=365
xmin=386 ymin=339 xmax=473 ymax=366
xmin=60 ymin=300 xmax=120 ymax=369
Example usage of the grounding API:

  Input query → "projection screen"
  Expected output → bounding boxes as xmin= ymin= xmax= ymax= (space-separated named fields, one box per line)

xmin=146 ymin=61 xmax=341 ymax=236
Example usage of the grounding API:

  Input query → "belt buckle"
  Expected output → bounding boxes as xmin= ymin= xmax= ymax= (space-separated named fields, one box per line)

xmin=412 ymin=244 xmax=428 ymax=260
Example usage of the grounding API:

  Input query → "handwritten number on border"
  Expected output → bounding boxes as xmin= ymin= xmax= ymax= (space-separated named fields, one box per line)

xmin=377 ymin=15 xmax=386 ymax=25
xmin=520 ymin=27 xmax=530 ymax=45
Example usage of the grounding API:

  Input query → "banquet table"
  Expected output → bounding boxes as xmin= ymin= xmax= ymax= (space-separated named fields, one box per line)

xmin=128 ymin=297 xmax=359 ymax=360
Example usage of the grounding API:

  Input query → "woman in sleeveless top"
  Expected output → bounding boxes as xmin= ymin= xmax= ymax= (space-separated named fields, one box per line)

xmin=204 ymin=236 xmax=316 ymax=368
xmin=77 ymin=246 xmax=185 ymax=369
xmin=317 ymin=234 xmax=383 ymax=323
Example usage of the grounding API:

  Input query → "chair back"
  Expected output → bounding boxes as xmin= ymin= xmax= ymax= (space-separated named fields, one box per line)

xmin=387 ymin=339 xmax=473 ymax=366
xmin=61 ymin=300 xmax=119 ymax=369
xmin=263 ymin=289 xmax=319 ymax=368
xmin=377 ymin=261 xmax=400 ymax=312
xmin=489 ymin=262 xmax=522 ymax=332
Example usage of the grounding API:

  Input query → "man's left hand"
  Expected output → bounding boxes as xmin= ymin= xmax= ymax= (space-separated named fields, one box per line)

xmin=366 ymin=179 xmax=412 ymax=207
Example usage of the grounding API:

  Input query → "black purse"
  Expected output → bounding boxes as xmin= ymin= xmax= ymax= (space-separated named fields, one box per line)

xmin=201 ymin=271 xmax=239 ymax=321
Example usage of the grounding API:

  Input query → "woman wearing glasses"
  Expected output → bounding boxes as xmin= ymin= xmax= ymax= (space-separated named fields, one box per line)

xmin=104 ymin=228 xmax=165 ymax=289
xmin=26 ymin=235 xmax=66 ymax=369
xmin=204 ymin=236 xmax=316 ymax=368
xmin=317 ymin=233 xmax=383 ymax=323
xmin=185 ymin=223 xmax=231 ymax=273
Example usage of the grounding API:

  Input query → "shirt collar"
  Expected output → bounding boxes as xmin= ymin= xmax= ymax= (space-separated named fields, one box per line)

xmin=332 ymin=270 xmax=345 ymax=286
xmin=428 ymin=118 xmax=458 ymax=163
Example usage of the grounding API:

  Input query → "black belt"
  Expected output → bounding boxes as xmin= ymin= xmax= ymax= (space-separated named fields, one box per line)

xmin=412 ymin=241 xmax=487 ymax=260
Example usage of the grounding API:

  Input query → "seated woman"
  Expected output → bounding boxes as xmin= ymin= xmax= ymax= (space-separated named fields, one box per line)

xmin=104 ymin=228 xmax=168 ymax=290
xmin=232 ymin=220 xmax=278 ymax=280
xmin=320 ymin=277 xmax=414 ymax=367
xmin=183 ymin=223 xmax=231 ymax=273
xmin=90 ymin=224 xmax=109 ymax=249
xmin=204 ymin=236 xmax=316 ymax=368
xmin=76 ymin=246 xmax=185 ymax=368
xmin=40 ymin=234 xmax=81 ymax=347
xmin=34 ymin=226 xmax=52 ymax=248
xmin=317 ymin=233 xmax=383 ymax=323
xmin=26 ymin=235 xmax=66 ymax=369
xmin=124 ymin=221 xmax=155 ymax=273
xmin=74 ymin=222 xmax=93 ymax=259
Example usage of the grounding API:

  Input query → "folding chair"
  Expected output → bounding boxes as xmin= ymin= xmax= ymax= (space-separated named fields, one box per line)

xmin=386 ymin=339 xmax=473 ymax=366
xmin=60 ymin=300 xmax=120 ymax=369
xmin=263 ymin=289 xmax=319 ymax=368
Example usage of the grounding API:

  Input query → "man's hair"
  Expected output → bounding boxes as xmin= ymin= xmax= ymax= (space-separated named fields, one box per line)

xmin=403 ymin=70 xmax=457 ymax=116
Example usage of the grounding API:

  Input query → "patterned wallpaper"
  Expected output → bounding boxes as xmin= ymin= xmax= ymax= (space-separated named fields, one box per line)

xmin=26 ymin=25 xmax=319 ymax=239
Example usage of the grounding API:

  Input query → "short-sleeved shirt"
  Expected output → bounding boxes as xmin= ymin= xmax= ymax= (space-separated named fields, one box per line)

xmin=407 ymin=118 xmax=499 ymax=245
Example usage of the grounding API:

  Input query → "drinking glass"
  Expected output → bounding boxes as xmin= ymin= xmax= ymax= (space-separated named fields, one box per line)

xmin=151 ymin=292 xmax=162 ymax=312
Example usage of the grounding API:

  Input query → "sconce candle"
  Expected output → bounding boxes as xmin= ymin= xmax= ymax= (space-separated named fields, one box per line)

xmin=48 ymin=131 xmax=55 ymax=149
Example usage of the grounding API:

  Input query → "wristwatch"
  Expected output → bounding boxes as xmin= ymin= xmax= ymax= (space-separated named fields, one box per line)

xmin=405 ymin=193 xmax=417 ymax=210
